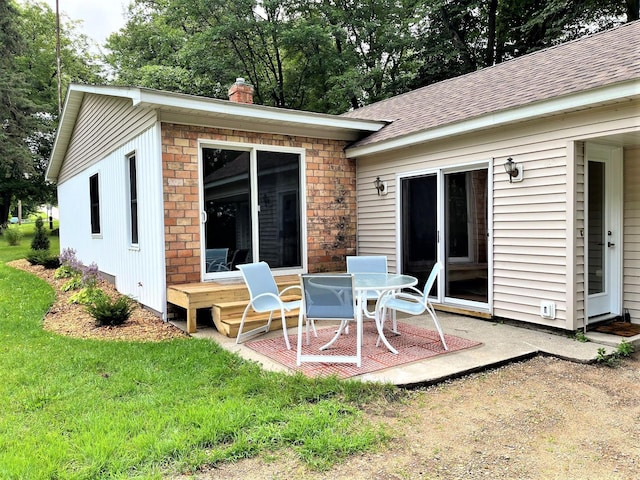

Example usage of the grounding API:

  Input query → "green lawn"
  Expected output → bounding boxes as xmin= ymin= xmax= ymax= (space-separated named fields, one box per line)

xmin=0 ymin=227 xmax=399 ymax=479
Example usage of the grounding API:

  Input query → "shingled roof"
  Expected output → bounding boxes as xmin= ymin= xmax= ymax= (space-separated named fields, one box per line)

xmin=343 ymin=21 xmax=640 ymax=151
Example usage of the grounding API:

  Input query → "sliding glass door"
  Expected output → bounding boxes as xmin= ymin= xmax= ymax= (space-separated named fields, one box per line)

xmin=444 ymin=169 xmax=488 ymax=303
xmin=401 ymin=165 xmax=489 ymax=306
xmin=201 ymin=145 xmax=303 ymax=279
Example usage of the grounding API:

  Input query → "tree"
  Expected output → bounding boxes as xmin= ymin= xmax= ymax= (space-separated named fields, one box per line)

xmin=0 ymin=0 xmax=37 ymax=227
xmin=0 ymin=0 xmax=101 ymax=228
xmin=106 ymin=0 xmax=636 ymax=113
xmin=412 ymin=0 xmax=637 ymax=89
xmin=31 ymin=216 xmax=50 ymax=251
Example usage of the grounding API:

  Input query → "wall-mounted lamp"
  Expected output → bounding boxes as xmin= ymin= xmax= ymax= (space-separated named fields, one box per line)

xmin=373 ymin=176 xmax=388 ymax=196
xmin=503 ymin=157 xmax=524 ymax=183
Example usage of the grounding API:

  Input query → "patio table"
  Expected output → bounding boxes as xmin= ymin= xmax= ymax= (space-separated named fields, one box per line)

xmin=352 ymin=273 xmax=418 ymax=354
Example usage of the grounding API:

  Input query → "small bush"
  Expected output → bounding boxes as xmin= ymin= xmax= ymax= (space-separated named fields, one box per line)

xmin=31 ymin=217 xmax=50 ymax=251
xmin=26 ymin=249 xmax=60 ymax=269
xmin=87 ymin=294 xmax=136 ymax=326
xmin=57 ymin=249 xmax=101 ymax=290
xmin=54 ymin=264 xmax=76 ymax=279
xmin=69 ymin=287 xmax=108 ymax=306
xmin=4 ymin=226 xmax=23 ymax=246
xmin=61 ymin=276 xmax=83 ymax=292
xmin=42 ymin=256 xmax=60 ymax=269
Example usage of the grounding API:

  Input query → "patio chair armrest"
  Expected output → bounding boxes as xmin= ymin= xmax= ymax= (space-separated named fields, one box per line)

xmin=379 ymin=289 xmax=422 ymax=308
xmin=249 ymin=292 xmax=283 ymax=307
xmin=279 ymin=285 xmax=302 ymax=296
xmin=401 ymin=286 xmax=423 ymax=297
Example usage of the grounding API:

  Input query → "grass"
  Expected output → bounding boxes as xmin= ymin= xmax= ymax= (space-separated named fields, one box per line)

xmin=0 ymin=226 xmax=399 ymax=479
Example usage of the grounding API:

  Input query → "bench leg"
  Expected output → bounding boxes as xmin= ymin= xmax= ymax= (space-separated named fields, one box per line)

xmin=187 ymin=308 xmax=197 ymax=334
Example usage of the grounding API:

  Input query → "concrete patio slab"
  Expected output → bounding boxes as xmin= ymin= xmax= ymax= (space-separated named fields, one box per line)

xmin=171 ymin=312 xmax=638 ymax=387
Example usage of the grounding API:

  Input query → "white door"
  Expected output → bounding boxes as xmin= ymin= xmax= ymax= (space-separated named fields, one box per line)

xmin=586 ymin=143 xmax=622 ymax=320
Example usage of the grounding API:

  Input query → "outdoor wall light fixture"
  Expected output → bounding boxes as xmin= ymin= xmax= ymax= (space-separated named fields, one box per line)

xmin=373 ymin=176 xmax=388 ymax=196
xmin=503 ymin=157 xmax=524 ymax=183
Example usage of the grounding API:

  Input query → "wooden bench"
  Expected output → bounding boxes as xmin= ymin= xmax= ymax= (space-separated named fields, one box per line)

xmin=167 ymin=275 xmax=300 ymax=334
xmin=211 ymin=295 xmax=300 ymax=338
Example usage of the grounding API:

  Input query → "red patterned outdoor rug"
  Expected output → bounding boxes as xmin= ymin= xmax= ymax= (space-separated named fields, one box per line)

xmin=245 ymin=321 xmax=482 ymax=379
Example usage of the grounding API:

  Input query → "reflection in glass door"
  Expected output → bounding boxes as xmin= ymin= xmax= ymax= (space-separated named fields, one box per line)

xmin=588 ymin=161 xmax=605 ymax=296
xmin=257 ymin=151 xmax=301 ymax=268
xmin=202 ymin=148 xmax=251 ymax=274
xmin=401 ymin=166 xmax=488 ymax=305
xmin=201 ymin=147 xmax=303 ymax=278
xmin=445 ymin=170 xmax=488 ymax=303
xmin=401 ymin=174 xmax=438 ymax=292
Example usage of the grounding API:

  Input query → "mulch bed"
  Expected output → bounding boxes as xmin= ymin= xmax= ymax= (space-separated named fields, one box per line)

xmin=7 ymin=259 xmax=189 ymax=342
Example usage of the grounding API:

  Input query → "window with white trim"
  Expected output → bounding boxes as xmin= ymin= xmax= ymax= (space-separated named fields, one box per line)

xmin=89 ymin=173 xmax=101 ymax=234
xmin=128 ymin=154 xmax=139 ymax=245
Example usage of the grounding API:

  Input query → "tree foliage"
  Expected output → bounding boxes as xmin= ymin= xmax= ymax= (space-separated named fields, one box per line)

xmin=106 ymin=0 xmax=636 ymax=113
xmin=0 ymin=0 xmax=100 ymax=227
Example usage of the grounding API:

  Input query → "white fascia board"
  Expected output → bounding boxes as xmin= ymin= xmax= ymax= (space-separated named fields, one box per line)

xmin=345 ymin=79 xmax=640 ymax=158
xmin=135 ymin=89 xmax=385 ymax=133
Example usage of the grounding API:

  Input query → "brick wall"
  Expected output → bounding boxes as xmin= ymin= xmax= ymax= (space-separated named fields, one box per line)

xmin=161 ymin=123 xmax=356 ymax=286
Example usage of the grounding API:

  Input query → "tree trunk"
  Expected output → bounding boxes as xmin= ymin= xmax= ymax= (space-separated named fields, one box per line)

xmin=485 ymin=0 xmax=498 ymax=66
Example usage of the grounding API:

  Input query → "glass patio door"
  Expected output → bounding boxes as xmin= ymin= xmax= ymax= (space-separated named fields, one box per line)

xmin=401 ymin=166 xmax=489 ymax=306
xmin=201 ymin=146 xmax=303 ymax=279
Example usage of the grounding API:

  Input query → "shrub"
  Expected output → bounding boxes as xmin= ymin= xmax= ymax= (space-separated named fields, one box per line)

xmin=4 ymin=226 xmax=23 ymax=246
xmin=61 ymin=276 xmax=83 ymax=292
xmin=69 ymin=287 xmax=108 ymax=306
xmin=87 ymin=294 xmax=136 ymax=326
xmin=56 ymin=249 xmax=101 ymax=290
xmin=31 ymin=217 xmax=50 ymax=251
xmin=54 ymin=264 xmax=76 ymax=279
xmin=26 ymin=249 xmax=60 ymax=269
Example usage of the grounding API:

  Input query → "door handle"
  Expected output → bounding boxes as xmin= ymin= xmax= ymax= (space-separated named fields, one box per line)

xmin=608 ymin=242 xmax=615 ymax=247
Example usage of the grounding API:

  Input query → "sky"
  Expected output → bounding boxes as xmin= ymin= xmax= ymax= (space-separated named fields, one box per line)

xmin=40 ymin=0 xmax=129 ymax=47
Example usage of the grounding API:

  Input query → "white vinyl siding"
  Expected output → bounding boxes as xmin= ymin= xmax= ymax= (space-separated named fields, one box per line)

xmin=58 ymin=95 xmax=157 ymax=184
xmin=58 ymin=126 xmax=167 ymax=316
xmin=574 ymin=142 xmax=586 ymax=327
xmin=354 ymin=100 xmax=639 ymax=330
xmin=624 ymin=146 xmax=640 ymax=322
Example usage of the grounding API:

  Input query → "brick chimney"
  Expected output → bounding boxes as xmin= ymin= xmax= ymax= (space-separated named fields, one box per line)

xmin=228 ymin=77 xmax=254 ymax=104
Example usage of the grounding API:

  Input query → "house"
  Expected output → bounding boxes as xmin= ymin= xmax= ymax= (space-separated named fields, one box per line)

xmin=47 ymin=21 xmax=640 ymax=334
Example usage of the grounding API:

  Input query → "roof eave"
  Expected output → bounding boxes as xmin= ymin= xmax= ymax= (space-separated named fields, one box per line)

xmin=345 ymin=79 xmax=640 ymax=158
xmin=46 ymin=84 xmax=387 ymax=182
xmin=135 ymin=89 xmax=386 ymax=134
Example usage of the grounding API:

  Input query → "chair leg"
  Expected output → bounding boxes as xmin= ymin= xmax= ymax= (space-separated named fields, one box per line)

xmin=375 ymin=306 xmax=387 ymax=348
xmin=279 ymin=307 xmax=291 ymax=350
xmin=426 ymin=303 xmax=448 ymax=350
xmin=236 ymin=305 xmax=270 ymax=344
xmin=296 ymin=310 xmax=305 ymax=366
xmin=319 ymin=320 xmax=349 ymax=350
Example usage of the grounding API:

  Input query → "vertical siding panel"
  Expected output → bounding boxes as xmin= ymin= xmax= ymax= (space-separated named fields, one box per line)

xmin=624 ymin=146 xmax=640 ymax=322
xmin=58 ymin=126 xmax=167 ymax=315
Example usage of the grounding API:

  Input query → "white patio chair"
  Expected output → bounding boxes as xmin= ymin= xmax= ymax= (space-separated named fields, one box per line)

xmin=346 ymin=255 xmax=397 ymax=332
xmin=206 ymin=248 xmax=229 ymax=272
xmin=296 ymin=273 xmax=361 ymax=367
xmin=236 ymin=261 xmax=302 ymax=349
xmin=378 ymin=262 xmax=448 ymax=350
